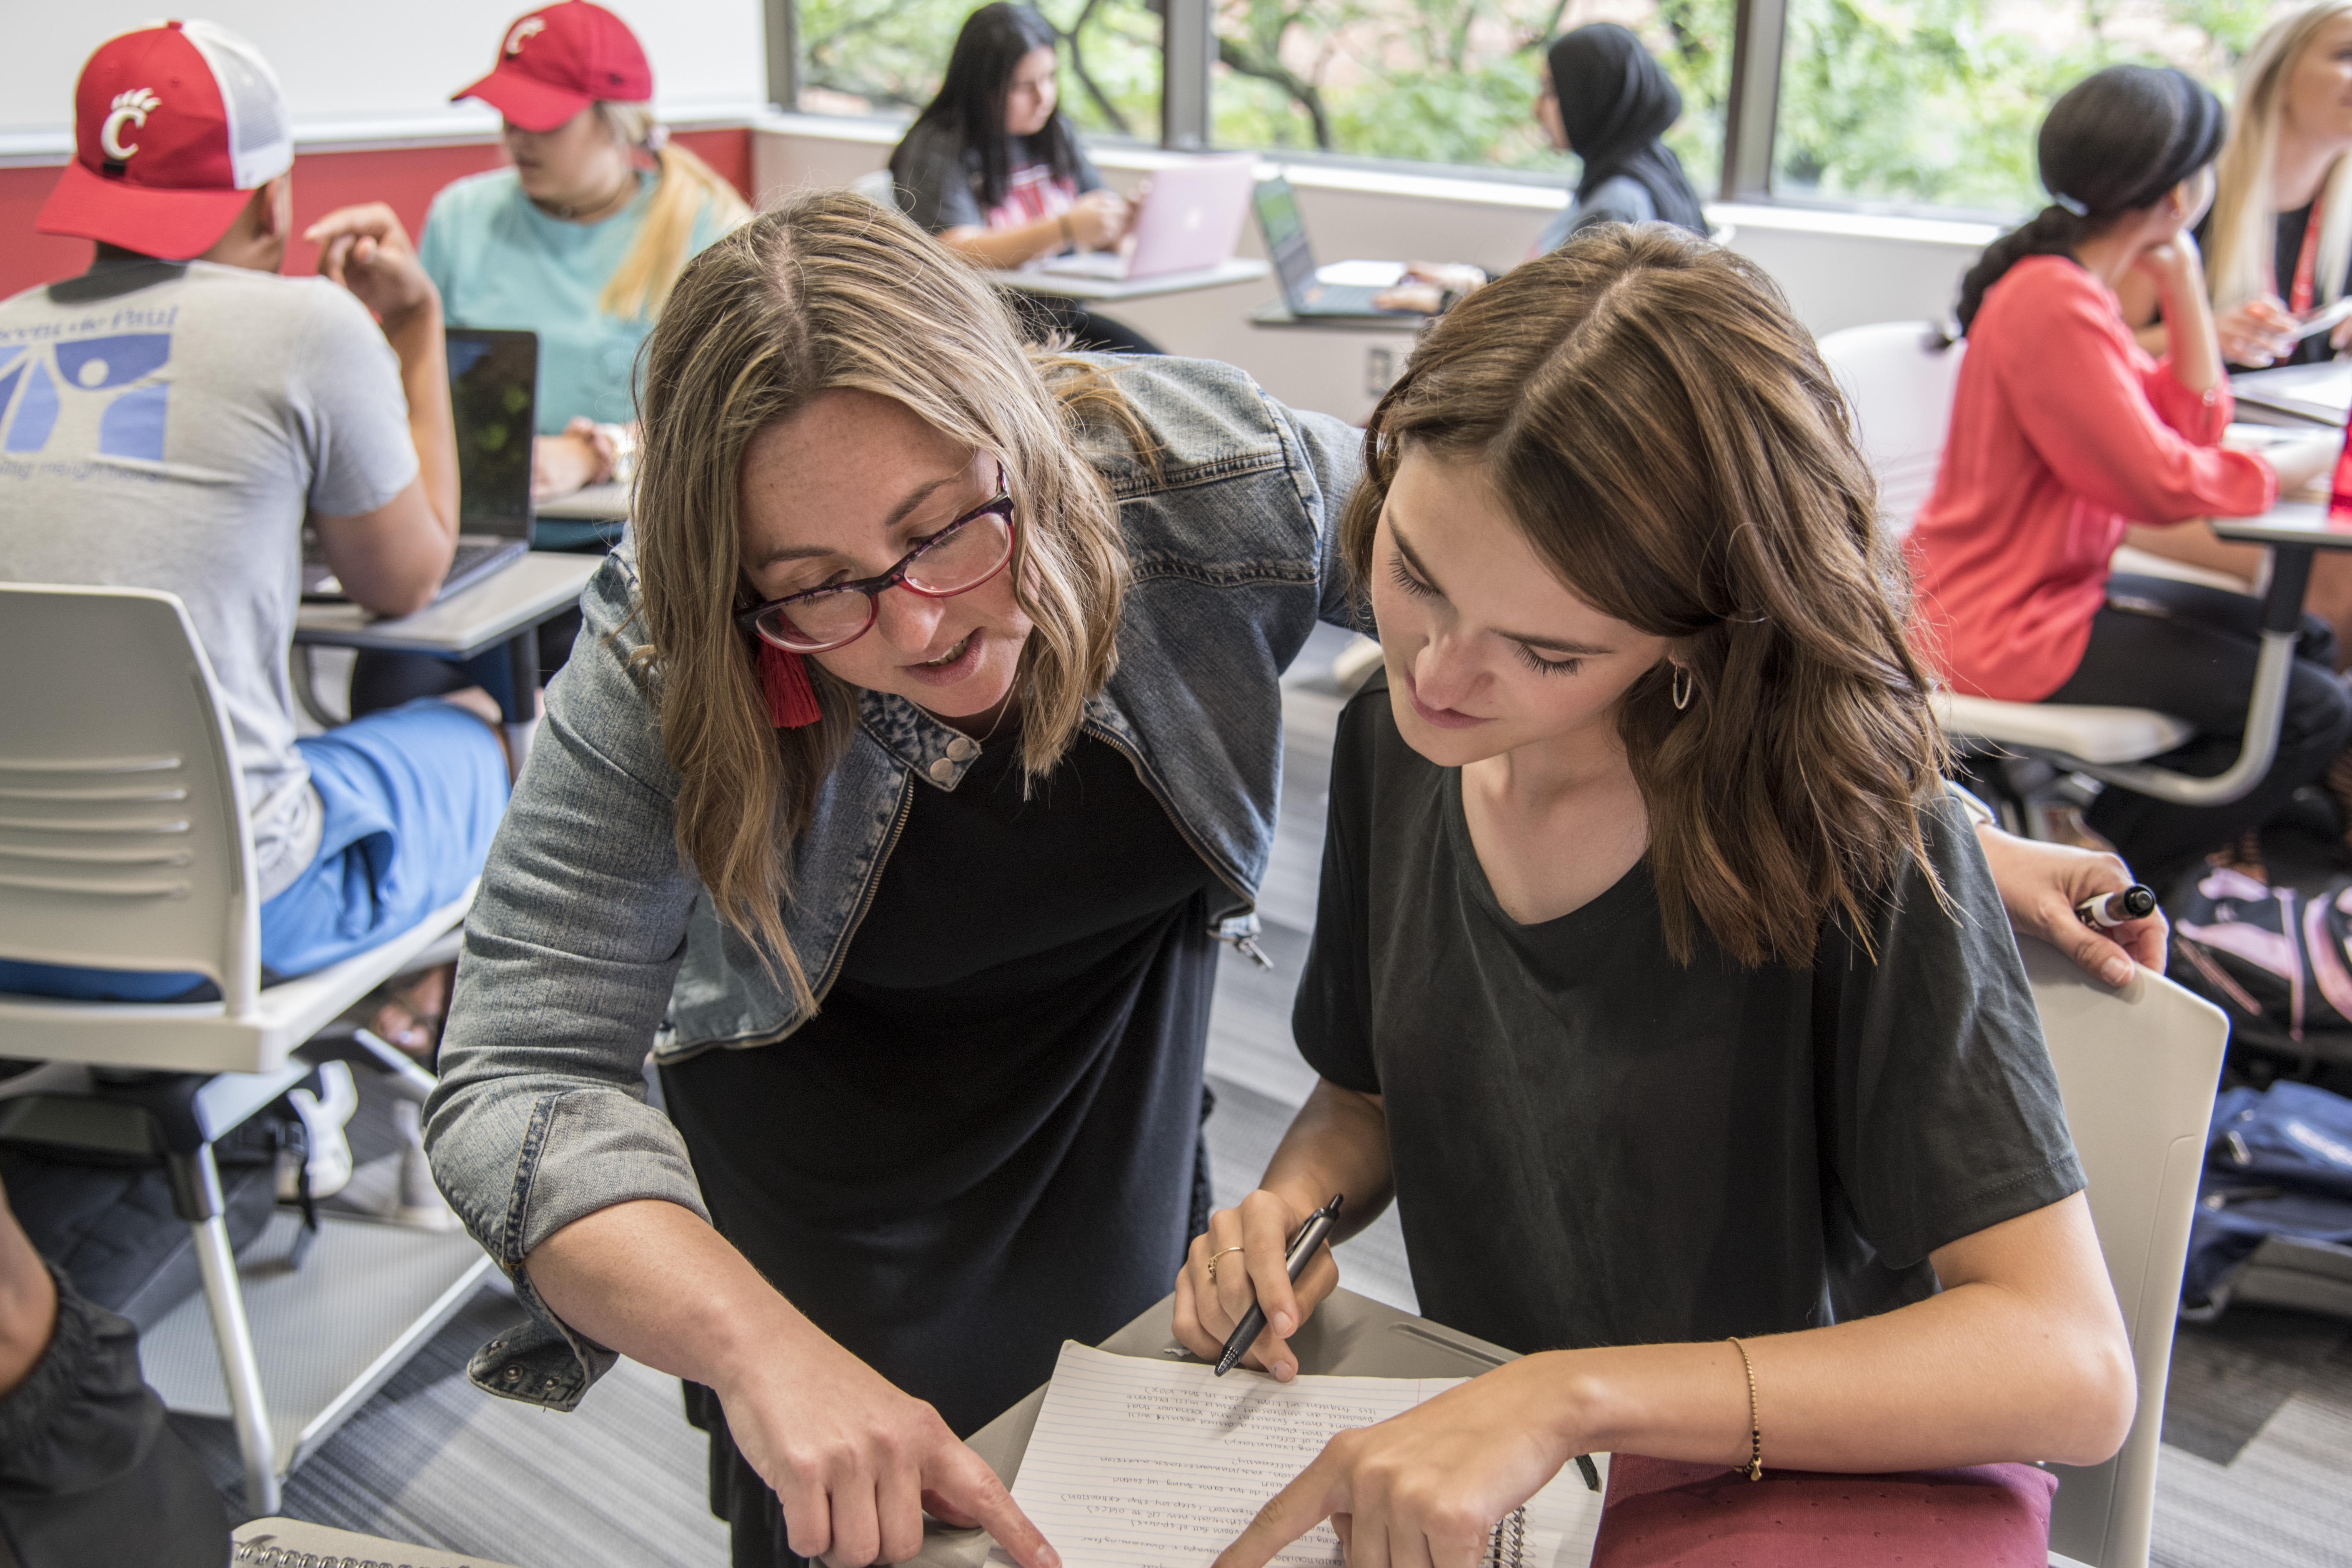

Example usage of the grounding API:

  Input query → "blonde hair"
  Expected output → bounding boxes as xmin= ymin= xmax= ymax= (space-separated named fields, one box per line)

xmin=2208 ymin=2 xmax=2352 ymax=316
xmin=594 ymin=101 xmax=753 ymax=321
xmin=630 ymin=190 xmax=1133 ymax=1008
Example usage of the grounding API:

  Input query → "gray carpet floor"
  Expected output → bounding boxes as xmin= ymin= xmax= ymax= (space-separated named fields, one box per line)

xmin=175 ymin=622 xmax=2352 ymax=1565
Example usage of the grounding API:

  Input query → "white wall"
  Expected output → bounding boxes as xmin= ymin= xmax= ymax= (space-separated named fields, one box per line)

xmin=3 ymin=0 xmax=767 ymax=150
xmin=751 ymin=116 xmax=1997 ymax=425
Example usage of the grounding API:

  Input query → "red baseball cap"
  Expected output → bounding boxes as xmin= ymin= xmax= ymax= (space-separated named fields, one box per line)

xmin=38 ymin=21 xmax=295 ymax=260
xmin=454 ymin=3 xmax=654 ymax=134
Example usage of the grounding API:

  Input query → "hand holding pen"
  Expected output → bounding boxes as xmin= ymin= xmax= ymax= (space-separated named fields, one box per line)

xmin=1173 ymin=1190 xmax=1347 ymax=1381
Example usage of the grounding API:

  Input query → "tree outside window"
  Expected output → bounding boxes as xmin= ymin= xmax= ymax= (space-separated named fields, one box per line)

xmin=797 ymin=0 xmax=1163 ymax=139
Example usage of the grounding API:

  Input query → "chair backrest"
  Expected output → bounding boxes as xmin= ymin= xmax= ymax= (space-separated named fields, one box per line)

xmin=848 ymin=168 xmax=898 ymax=209
xmin=2021 ymin=936 xmax=2228 ymax=1568
xmin=0 ymin=584 xmax=259 ymax=1013
xmin=1815 ymin=320 xmax=1967 ymax=536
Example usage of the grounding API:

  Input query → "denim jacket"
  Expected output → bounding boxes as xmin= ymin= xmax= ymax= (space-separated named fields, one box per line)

xmin=425 ymin=356 xmax=1366 ymax=1409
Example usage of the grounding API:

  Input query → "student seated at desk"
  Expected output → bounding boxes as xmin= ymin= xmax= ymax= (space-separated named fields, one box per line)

xmin=421 ymin=0 xmax=749 ymax=503
xmin=888 ymin=2 xmax=1159 ymax=354
xmin=1908 ymin=64 xmax=2349 ymax=885
xmin=2114 ymin=1 xmax=2352 ymax=656
xmin=1374 ymin=23 xmax=1708 ymax=315
xmin=1176 ymin=229 xmax=2139 ymax=1560
xmin=0 ymin=23 xmax=510 ymax=1005
xmin=424 ymin=191 xmax=2172 ymax=1568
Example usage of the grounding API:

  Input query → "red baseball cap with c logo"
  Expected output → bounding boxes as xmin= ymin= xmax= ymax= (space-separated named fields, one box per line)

xmin=37 ymin=20 xmax=295 ymax=260
xmin=454 ymin=2 xmax=655 ymax=135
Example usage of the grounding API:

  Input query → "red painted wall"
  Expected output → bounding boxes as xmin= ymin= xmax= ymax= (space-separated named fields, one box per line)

xmin=0 ymin=127 xmax=751 ymax=301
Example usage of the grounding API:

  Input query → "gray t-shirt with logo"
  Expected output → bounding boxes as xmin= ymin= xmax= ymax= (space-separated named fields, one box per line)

xmin=0 ymin=260 xmax=417 ymax=898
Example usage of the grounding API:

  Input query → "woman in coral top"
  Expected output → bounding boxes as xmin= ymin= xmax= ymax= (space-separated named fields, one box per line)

xmin=1910 ymin=64 xmax=2348 ymax=881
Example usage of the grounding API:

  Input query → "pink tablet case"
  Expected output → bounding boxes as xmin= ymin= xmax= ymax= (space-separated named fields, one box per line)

xmin=1589 ymin=1454 xmax=2057 ymax=1566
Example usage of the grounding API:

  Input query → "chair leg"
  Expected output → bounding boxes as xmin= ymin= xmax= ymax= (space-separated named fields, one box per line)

xmin=171 ymin=1146 xmax=280 ymax=1516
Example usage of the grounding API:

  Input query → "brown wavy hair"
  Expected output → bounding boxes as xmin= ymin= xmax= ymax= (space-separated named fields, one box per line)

xmin=629 ymin=190 xmax=1133 ymax=1008
xmin=1342 ymin=225 xmax=1949 ymax=967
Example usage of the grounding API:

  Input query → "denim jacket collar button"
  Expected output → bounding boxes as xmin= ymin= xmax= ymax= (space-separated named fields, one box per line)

xmin=945 ymin=735 xmax=979 ymax=762
xmin=927 ymin=755 xmax=957 ymax=783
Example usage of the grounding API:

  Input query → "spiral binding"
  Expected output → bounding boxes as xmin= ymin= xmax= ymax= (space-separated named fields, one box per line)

xmin=233 ymin=1538 xmax=478 ymax=1568
xmin=1482 ymin=1505 xmax=1527 ymax=1568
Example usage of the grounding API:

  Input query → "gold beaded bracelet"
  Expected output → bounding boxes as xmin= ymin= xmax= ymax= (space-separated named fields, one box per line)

xmin=1726 ymin=1336 xmax=1763 ymax=1481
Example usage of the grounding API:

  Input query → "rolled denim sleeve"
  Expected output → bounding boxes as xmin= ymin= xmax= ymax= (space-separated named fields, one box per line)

xmin=424 ymin=550 xmax=711 ymax=1410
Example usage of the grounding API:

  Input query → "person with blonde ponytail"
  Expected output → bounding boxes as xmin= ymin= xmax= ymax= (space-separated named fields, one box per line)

xmin=420 ymin=1 xmax=750 ymax=501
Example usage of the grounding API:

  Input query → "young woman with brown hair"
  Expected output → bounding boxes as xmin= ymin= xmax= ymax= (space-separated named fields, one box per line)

xmin=1180 ymin=228 xmax=2136 ymax=1565
xmin=423 ymin=193 xmax=2152 ymax=1568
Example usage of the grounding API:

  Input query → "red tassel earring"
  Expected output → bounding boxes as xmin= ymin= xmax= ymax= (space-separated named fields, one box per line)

xmin=757 ymin=640 xmax=824 ymax=728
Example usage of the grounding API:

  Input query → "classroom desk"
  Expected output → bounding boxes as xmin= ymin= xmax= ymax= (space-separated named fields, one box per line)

xmin=292 ymin=552 xmax=600 ymax=765
xmin=908 ymin=1288 xmax=1520 ymax=1568
xmin=2231 ymin=360 xmax=2352 ymax=426
xmin=533 ymin=482 xmax=632 ymax=552
xmin=982 ymin=256 xmax=1271 ymax=302
xmin=1247 ymin=298 xmax=1427 ymax=333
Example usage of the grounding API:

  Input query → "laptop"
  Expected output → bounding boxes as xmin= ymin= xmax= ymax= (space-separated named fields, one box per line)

xmin=1039 ymin=154 xmax=1257 ymax=283
xmin=1252 ymin=173 xmax=1426 ymax=322
xmin=302 ymin=327 xmax=538 ymax=603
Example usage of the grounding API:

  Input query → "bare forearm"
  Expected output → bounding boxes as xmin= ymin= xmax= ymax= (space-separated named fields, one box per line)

xmin=2156 ymin=269 xmax=2225 ymax=395
xmin=380 ymin=298 xmax=459 ymax=540
xmin=1261 ymin=1080 xmax=1394 ymax=1245
xmin=526 ymin=1198 xmax=823 ymax=1390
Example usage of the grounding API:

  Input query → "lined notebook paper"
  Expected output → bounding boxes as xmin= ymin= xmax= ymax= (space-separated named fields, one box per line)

xmin=997 ymin=1343 xmax=1608 ymax=1568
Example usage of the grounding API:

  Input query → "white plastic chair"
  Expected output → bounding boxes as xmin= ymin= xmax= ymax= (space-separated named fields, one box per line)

xmin=0 ymin=582 xmax=477 ymax=1513
xmin=849 ymin=168 xmax=898 ymax=210
xmin=1817 ymin=320 xmax=2287 ymax=813
xmin=2022 ymin=936 xmax=2229 ymax=1568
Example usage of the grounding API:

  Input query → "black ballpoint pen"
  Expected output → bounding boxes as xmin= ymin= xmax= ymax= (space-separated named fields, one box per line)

xmin=1214 ymin=1194 xmax=1344 ymax=1376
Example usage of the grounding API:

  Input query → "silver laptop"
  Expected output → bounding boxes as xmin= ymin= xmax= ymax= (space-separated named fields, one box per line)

xmin=1040 ymin=154 xmax=1257 ymax=283
xmin=302 ymin=327 xmax=536 ymax=603
xmin=1252 ymin=172 xmax=1425 ymax=322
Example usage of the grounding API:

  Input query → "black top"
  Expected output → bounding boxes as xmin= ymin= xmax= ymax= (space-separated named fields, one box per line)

xmin=2193 ymin=200 xmax=2341 ymax=368
xmin=662 ymin=728 xmax=1221 ymax=1438
xmin=1293 ymin=677 xmax=2084 ymax=1355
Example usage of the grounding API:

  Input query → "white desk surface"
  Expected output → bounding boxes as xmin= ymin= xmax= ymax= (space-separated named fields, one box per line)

xmin=2207 ymin=498 xmax=2352 ymax=548
xmin=1247 ymin=298 xmax=1428 ymax=333
xmin=292 ymin=552 xmax=601 ymax=657
xmin=535 ymin=480 xmax=633 ymax=521
xmin=2232 ymin=361 xmax=2352 ymax=426
xmin=906 ymin=1288 xmax=1518 ymax=1568
xmin=984 ymin=255 xmax=1271 ymax=301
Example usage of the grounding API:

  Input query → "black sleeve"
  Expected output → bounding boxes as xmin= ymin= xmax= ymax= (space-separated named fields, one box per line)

xmin=890 ymin=124 xmax=984 ymax=233
xmin=1291 ymin=679 xmax=1386 ymax=1095
xmin=1819 ymin=794 xmax=2087 ymax=1270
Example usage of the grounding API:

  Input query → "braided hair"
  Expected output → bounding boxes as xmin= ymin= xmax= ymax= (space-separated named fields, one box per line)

xmin=1956 ymin=65 xmax=2225 ymax=333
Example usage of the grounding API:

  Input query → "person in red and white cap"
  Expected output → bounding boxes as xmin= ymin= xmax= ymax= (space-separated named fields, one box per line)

xmin=418 ymin=1 xmax=748 ymax=502
xmin=0 ymin=21 xmax=514 ymax=1009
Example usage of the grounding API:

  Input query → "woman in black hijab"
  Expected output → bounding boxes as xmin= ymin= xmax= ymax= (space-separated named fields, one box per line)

xmin=1375 ymin=23 xmax=1708 ymax=310
xmin=1536 ymin=22 xmax=1710 ymax=243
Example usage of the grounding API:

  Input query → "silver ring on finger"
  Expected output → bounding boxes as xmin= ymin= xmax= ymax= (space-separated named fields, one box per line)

xmin=1206 ymin=1246 xmax=1244 ymax=1281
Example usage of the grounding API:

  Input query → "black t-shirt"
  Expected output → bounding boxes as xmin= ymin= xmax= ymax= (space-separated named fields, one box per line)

xmin=1293 ymin=677 xmax=2084 ymax=1355
xmin=662 ymin=728 xmax=1220 ymax=1437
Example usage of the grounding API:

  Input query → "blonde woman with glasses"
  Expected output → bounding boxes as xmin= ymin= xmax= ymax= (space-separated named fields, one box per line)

xmin=422 ymin=192 xmax=2168 ymax=1568
xmin=2118 ymin=2 xmax=2352 ymax=643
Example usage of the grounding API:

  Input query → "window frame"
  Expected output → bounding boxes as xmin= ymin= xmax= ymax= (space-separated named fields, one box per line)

xmin=762 ymin=0 xmax=1796 ymax=205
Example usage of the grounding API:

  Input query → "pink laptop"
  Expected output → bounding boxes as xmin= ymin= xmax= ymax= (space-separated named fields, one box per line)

xmin=1041 ymin=154 xmax=1257 ymax=282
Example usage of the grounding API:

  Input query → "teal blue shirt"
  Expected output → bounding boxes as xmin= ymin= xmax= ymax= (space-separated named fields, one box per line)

xmin=419 ymin=168 xmax=734 ymax=433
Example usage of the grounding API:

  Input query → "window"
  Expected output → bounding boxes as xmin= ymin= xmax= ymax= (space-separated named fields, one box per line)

xmin=795 ymin=0 xmax=1161 ymax=140
xmin=1770 ymin=0 xmax=2279 ymax=215
xmin=1209 ymin=0 xmax=1731 ymax=192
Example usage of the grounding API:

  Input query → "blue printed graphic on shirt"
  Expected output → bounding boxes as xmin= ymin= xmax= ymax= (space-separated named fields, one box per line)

xmin=0 ymin=333 xmax=173 ymax=462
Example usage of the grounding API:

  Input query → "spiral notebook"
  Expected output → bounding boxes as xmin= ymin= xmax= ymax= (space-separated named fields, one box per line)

xmin=231 ymin=1518 xmax=523 ymax=1568
xmin=995 ymin=1342 xmax=1609 ymax=1568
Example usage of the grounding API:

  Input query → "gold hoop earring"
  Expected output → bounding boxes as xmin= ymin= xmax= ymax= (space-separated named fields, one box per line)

xmin=1671 ymin=663 xmax=1693 ymax=711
